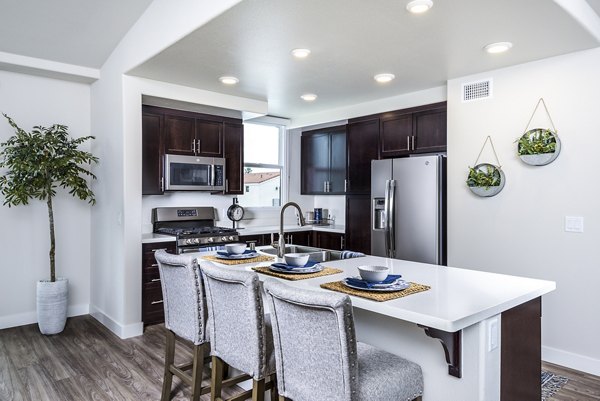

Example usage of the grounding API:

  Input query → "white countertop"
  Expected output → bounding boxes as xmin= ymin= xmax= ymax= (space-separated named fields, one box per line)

xmin=194 ymin=249 xmax=555 ymax=333
xmin=238 ymin=224 xmax=345 ymax=235
xmin=142 ymin=233 xmax=176 ymax=243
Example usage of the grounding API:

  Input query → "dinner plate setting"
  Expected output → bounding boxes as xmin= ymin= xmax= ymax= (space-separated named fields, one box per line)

xmin=215 ymin=250 xmax=259 ymax=260
xmin=269 ymin=261 xmax=324 ymax=274
xmin=342 ymin=274 xmax=409 ymax=292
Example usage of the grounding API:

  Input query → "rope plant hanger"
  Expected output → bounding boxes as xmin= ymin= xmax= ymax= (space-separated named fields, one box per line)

xmin=517 ymin=98 xmax=561 ymax=166
xmin=466 ymin=135 xmax=506 ymax=197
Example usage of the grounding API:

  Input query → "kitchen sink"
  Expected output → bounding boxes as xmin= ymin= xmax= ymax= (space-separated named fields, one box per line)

xmin=259 ymin=245 xmax=353 ymax=262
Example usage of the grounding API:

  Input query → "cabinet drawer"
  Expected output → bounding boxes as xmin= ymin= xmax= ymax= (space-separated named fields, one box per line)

xmin=143 ymin=268 xmax=161 ymax=284
xmin=143 ymin=282 xmax=164 ymax=310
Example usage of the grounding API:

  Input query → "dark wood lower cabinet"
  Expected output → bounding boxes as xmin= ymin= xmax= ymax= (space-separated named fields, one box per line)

xmin=501 ymin=297 xmax=541 ymax=401
xmin=313 ymin=231 xmax=345 ymax=251
xmin=239 ymin=234 xmax=267 ymax=247
xmin=142 ymin=241 xmax=176 ymax=327
xmin=345 ymin=194 xmax=371 ymax=254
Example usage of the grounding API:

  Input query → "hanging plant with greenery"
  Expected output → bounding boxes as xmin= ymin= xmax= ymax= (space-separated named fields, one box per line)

xmin=517 ymin=128 xmax=558 ymax=155
xmin=466 ymin=164 xmax=501 ymax=189
xmin=0 ymin=114 xmax=98 ymax=282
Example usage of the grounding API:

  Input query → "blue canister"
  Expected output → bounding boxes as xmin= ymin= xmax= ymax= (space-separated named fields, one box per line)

xmin=314 ymin=208 xmax=322 ymax=223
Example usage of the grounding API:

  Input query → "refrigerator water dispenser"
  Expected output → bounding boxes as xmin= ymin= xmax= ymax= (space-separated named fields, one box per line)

xmin=373 ymin=198 xmax=386 ymax=230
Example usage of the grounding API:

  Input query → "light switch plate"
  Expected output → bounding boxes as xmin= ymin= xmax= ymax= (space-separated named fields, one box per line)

xmin=565 ymin=216 xmax=584 ymax=233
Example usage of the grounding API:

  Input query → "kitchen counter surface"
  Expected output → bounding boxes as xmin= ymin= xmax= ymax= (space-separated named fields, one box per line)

xmin=238 ymin=224 xmax=345 ymax=235
xmin=195 ymin=249 xmax=555 ymax=333
xmin=141 ymin=233 xmax=176 ymax=243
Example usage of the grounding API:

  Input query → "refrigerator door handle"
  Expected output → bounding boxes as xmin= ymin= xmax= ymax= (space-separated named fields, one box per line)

xmin=384 ymin=180 xmax=391 ymax=257
xmin=388 ymin=179 xmax=396 ymax=258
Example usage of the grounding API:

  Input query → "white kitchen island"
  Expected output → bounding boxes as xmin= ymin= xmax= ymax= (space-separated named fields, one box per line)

xmin=193 ymin=249 xmax=555 ymax=401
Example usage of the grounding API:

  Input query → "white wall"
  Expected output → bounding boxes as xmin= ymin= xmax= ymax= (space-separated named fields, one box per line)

xmin=0 ymin=70 xmax=91 ymax=328
xmin=447 ymin=47 xmax=600 ymax=375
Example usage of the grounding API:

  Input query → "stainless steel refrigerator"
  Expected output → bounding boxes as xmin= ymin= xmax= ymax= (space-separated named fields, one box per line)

xmin=371 ymin=155 xmax=446 ymax=265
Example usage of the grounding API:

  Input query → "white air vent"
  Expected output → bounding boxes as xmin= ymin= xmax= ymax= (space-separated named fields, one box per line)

xmin=462 ymin=79 xmax=493 ymax=102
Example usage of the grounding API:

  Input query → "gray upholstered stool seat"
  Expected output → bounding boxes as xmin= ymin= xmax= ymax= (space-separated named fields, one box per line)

xmin=200 ymin=261 xmax=278 ymax=401
xmin=263 ymin=279 xmax=423 ymax=401
xmin=356 ymin=342 xmax=423 ymax=401
xmin=154 ymin=250 xmax=210 ymax=401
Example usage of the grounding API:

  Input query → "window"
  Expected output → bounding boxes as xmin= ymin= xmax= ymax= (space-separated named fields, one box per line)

xmin=237 ymin=122 xmax=285 ymax=207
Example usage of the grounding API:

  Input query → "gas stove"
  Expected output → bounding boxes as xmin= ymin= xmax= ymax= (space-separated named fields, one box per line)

xmin=152 ymin=207 xmax=239 ymax=253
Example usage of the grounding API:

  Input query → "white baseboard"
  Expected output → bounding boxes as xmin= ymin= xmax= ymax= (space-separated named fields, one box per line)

xmin=89 ymin=305 xmax=143 ymax=339
xmin=0 ymin=303 xmax=89 ymax=330
xmin=543 ymin=345 xmax=600 ymax=376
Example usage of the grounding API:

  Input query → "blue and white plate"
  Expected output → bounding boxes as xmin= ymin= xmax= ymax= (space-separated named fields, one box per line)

xmin=269 ymin=262 xmax=324 ymax=274
xmin=215 ymin=250 xmax=259 ymax=260
xmin=342 ymin=276 xmax=409 ymax=292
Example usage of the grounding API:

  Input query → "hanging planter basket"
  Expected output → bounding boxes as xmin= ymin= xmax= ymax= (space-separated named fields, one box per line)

xmin=517 ymin=98 xmax=561 ymax=166
xmin=466 ymin=136 xmax=506 ymax=198
xmin=467 ymin=163 xmax=505 ymax=197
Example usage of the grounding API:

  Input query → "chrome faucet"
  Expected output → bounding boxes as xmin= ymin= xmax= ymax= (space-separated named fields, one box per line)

xmin=276 ymin=202 xmax=306 ymax=258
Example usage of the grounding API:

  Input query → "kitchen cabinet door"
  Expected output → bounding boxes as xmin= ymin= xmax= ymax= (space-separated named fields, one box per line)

xmin=239 ymin=234 xmax=266 ymax=247
xmin=164 ymin=114 xmax=195 ymax=155
xmin=288 ymin=230 xmax=312 ymax=246
xmin=346 ymin=118 xmax=379 ymax=194
xmin=196 ymin=119 xmax=223 ymax=157
xmin=329 ymin=130 xmax=347 ymax=193
xmin=142 ymin=109 xmax=164 ymax=195
xmin=301 ymin=133 xmax=330 ymax=194
xmin=223 ymin=122 xmax=243 ymax=194
xmin=345 ymin=194 xmax=371 ymax=254
xmin=414 ymin=107 xmax=447 ymax=154
xmin=314 ymin=231 xmax=345 ymax=251
xmin=379 ymin=111 xmax=412 ymax=158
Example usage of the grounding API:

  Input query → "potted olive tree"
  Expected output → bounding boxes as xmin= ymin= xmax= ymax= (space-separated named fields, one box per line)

xmin=0 ymin=114 xmax=98 ymax=334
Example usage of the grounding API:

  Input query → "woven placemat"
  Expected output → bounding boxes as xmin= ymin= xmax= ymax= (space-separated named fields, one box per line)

xmin=201 ymin=254 xmax=275 ymax=265
xmin=320 ymin=281 xmax=430 ymax=302
xmin=252 ymin=266 xmax=343 ymax=281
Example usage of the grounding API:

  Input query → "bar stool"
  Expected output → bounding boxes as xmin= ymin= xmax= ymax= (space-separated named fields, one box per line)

xmin=154 ymin=250 xmax=211 ymax=401
xmin=199 ymin=262 xmax=277 ymax=401
xmin=263 ymin=279 xmax=424 ymax=401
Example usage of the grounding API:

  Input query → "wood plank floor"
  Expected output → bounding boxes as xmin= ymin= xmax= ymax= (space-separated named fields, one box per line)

xmin=0 ymin=315 xmax=242 ymax=401
xmin=543 ymin=361 xmax=600 ymax=401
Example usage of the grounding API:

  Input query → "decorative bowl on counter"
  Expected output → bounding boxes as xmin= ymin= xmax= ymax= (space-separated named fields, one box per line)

xmin=358 ymin=265 xmax=390 ymax=282
xmin=284 ymin=253 xmax=310 ymax=267
xmin=224 ymin=243 xmax=247 ymax=255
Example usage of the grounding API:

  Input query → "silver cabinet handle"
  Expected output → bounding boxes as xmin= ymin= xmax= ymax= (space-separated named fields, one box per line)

xmin=344 ymin=179 xmax=347 ymax=193
xmin=340 ymin=236 xmax=345 ymax=250
xmin=407 ymin=136 xmax=410 ymax=151
xmin=151 ymin=248 xmax=167 ymax=252
xmin=192 ymin=139 xmax=196 ymax=153
xmin=151 ymin=263 xmax=158 ymax=267
xmin=151 ymin=300 xmax=163 ymax=305
xmin=225 ymin=179 xmax=229 ymax=193
xmin=151 ymin=278 xmax=161 ymax=282
xmin=324 ymin=181 xmax=327 ymax=192
xmin=197 ymin=139 xmax=201 ymax=154
xmin=160 ymin=176 xmax=164 ymax=192
xmin=412 ymin=135 xmax=415 ymax=150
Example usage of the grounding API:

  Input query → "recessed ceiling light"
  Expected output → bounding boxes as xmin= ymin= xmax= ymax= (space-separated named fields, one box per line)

xmin=301 ymin=93 xmax=318 ymax=101
xmin=406 ymin=0 xmax=433 ymax=14
xmin=484 ymin=42 xmax=513 ymax=54
xmin=374 ymin=73 xmax=396 ymax=83
xmin=291 ymin=48 xmax=311 ymax=58
xmin=219 ymin=76 xmax=239 ymax=85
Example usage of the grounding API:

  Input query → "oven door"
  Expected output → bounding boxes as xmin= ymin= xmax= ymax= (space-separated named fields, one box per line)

xmin=164 ymin=154 xmax=225 ymax=191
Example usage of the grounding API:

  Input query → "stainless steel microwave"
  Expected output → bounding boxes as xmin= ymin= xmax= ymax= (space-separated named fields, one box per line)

xmin=164 ymin=154 xmax=225 ymax=191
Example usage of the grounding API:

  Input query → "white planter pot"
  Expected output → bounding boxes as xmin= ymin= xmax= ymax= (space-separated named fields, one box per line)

xmin=37 ymin=278 xmax=68 ymax=335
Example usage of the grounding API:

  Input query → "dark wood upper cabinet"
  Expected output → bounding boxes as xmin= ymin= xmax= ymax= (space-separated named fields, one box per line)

xmin=301 ymin=126 xmax=346 ymax=195
xmin=141 ymin=105 xmax=242 ymax=196
xmin=380 ymin=112 xmax=412 ymax=158
xmin=413 ymin=107 xmax=447 ymax=153
xmin=379 ymin=102 xmax=447 ymax=158
xmin=164 ymin=115 xmax=195 ymax=155
xmin=346 ymin=118 xmax=379 ymax=194
xmin=196 ymin=119 xmax=223 ymax=157
xmin=142 ymin=110 xmax=164 ymax=195
xmin=223 ymin=122 xmax=243 ymax=195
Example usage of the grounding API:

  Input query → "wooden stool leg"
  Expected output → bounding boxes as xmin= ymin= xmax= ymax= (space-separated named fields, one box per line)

xmin=211 ymin=356 xmax=224 ymax=401
xmin=190 ymin=344 xmax=205 ymax=401
xmin=251 ymin=378 xmax=265 ymax=401
xmin=161 ymin=330 xmax=176 ymax=401
xmin=278 ymin=396 xmax=286 ymax=401
xmin=270 ymin=374 xmax=278 ymax=400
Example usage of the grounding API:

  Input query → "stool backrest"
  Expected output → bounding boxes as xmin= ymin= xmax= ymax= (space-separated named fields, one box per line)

xmin=154 ymin=250 xmax=207 ymax=345
xmin=200 ymin=262 xmax=268 ymax=379
xmin=263 ymin=279 xmax=358 ymax=401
